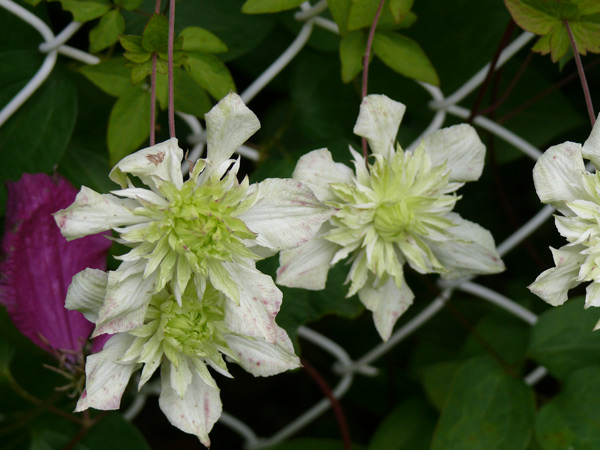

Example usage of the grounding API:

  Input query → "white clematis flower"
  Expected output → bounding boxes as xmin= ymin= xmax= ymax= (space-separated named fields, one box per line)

xmin=66 ymin=268 xmax=299 ymax=447
xmin=277 ymin=94 xmax=504 ymax=341
xmin=529 ymin=115 xmax=600 ymax=327
xmin=54 ymin=92 xmax=333 ymax=338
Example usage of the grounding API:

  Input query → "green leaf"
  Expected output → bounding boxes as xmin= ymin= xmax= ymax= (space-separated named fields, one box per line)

xmin=339 ymin=31 xmax=367 ymax=83
xmin=174 ymin=69 xmax=212 ymax=118
xmin=504 ymin=0 xmax=561 ymax=35
xmin=142 ymin=13 xmax=169 ymax=54
xmin=432 ymin=356 xmax=535 ymax=450
xmin=389 ymin=0 xmax=414 ymax=23
xmin=107 ymin=87 xmax=150 ymax=165
xmin=528 ymin=297 xmax=600 ymax=379
xmin=241 ymin=0 xmax=305 ymax=14
xmin=420 ymin=360 xmax=462 ymax=411
xmin=155 ymin=71 xmax=168 ymax=110
xmin=0 ymin=338 xmax=15 ymax=378
xmin=328 ymin=0 xmax=352 ymax=35
xmin=535 ymin=366 xmax=600 ymax=449
xmin=58 ymin=145 xmax=114 ymax=195
xmin=114 ymin=0 xmax=143 ymax=10
xmin=180 ymin=27 xmax=228 ymax=54
xmin=269 ymin=438 xmax=366 ymax=450
xmin=89 ymin=9 xmax=125 ymax=53
xmin=52 ymin=0 xmax=112 ymax=22
xmin=119 ymin=34 xmax=145 ymax=53
xmin=368 ymin=397 xmax=437 ymax=450
xmin=130 ymin=60 xmax=153 ymax=84
xmin=82 ymin=413 xmax=150 ymax=449
xmin=79 ymin=58 xmax=132 ymax=97
xmin=372 ymin=31 xmax=439 ymax=85
xmin=186 ymin=53 xmax=236 ymax=100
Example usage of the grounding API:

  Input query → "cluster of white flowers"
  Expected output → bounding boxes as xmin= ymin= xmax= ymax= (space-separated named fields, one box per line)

xmin=56 ymin=92 xmax=510 ymax=445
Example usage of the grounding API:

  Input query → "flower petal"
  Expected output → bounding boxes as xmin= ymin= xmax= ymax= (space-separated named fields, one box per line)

xmin=237 ymin=178 xmax=334 ymax=251
xmin=585 ymin=282 xmax=600 ymax=309
xmin=159 ymin=362 xmax=222 ymax=448
xmin=428 ymin=213 xmax=505 ymax=278
xmin=421 ymin=124 xmax=485 ymax=182
xmin=533 ymin=142 xmax=587 ymax=213
xmin=358 ymin=275 xmax=414 ymax=341
xmin=528 ymin=245 xmax=584 ymax=306
xmin=205 ymin=92 xmax=260 ymax=168
xmin=65 ymin=268 xmax=108 ymax=324
xmin=75 ymin=333 xmax=137 ymax=412
xmin=109 ymin=138 xmax=184 ymax=190
xmin=54 ymin=186 xmax=146 ymax=240
xmin=223 ymin=261 xmax=293 ymax=352
xmin=0 ymin=173 xmax=111 ymax=354
xmin=292 ymin=148 xmax=354 ymax=202
xmin=276 ymin=224 xmax=340 ymax=290
xmin=582 ymin=113 xmax=600 ymax=168
xmin=225 ymin=334 xmax=300 ymax=377
xmin=353 ymin=94 xmax=406 ymax=161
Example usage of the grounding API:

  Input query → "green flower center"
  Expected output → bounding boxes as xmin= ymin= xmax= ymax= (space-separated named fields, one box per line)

xmin=373 ymin=200 xmax=414 ymax=241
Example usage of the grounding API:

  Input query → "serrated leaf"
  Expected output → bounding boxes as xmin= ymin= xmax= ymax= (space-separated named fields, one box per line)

xmin=174 ymin=69 xmax=212 ymax=117
xmin=142 ymin=13 xmax=169 ymax=54
xmin=339 ymin=31 xmax=367 ymax=83
xmin=372 ymin=31 xmax=439 ymax=85
xmin=180 ymin=27 xmax=228 ymax=53
xmin=535 ymin=366 xmax=600 ymax=449
xmin=114 ymin=0 xmax=143 ymax=10
xmin=529 ymin=297 xmax=600 ymax=379
xmin=107 ymin=87 xmax=150 ymax=165
xmin=89 ymin=9 xmax=125 ymax=53
xmin=504 ymin=0 xmax=561 ymax=34
xmin=79 ymin=58 xmax=132 ymax=97
xmin=570 ymin=17 xmax=600 ymax=54
xmin=389 ymin=0 xmax=413 ymax=23
xmin=130 ymin=60 xmax=153 ymax=84
xmin=241 ymin=0 xmax=305 ymax=14
xmin=119 ymin=34 xmax=145 ymax=53
xmin=52 ymin=0 xmax=112 ymax=22
xmin=521 ymin=0 xmax=580 ymax=19
xmin=432 ymin=356 xmax=535 ymax=450
xmin=186 ymin=53 xmax=235 ymax=100
xmin=368 ymin=397 xmax=436 ymax=450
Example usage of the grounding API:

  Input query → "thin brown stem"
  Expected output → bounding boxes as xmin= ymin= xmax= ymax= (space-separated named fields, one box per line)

xmin=167 ymin=0 xmax=176 ymax=138
xmin=301 ymin=359 xmax=352 ymax=450
xmin=360 ymin=0 xmax=386 ymax=159
xmin=564 ymin=20 xmax=596 ymax=126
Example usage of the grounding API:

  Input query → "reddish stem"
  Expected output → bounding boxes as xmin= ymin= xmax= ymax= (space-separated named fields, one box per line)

xmin=167 ymin=0 xmax=176 ymax=138
xmin=301 ymin=359 xmax=352 ymax=450
xmin=361 ymin=0 xmax=386 ymax=159
xmin=565 ymin=20 xmax=596 ymax=126
xmin=149 ymin=0 xmax=161 ymax=146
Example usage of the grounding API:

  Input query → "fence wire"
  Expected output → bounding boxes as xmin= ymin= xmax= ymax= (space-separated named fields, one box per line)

xmin=0 ymin=1 xmax=556 ymax=448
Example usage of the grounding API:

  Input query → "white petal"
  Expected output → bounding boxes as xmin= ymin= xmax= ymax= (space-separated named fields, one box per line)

xmin=353 ymin=94 xmax=406 ymax=161
xmin=276 ymin=224 xmax=339 ymax=290
xmin=533 ymin=142 xmax=586 ymax=213
xmin=159 ymin=362 xmax=222 ymax=448
xmin=205 ymin=92 xmax=260 ymax=168
xmin=582 ymin=114 xmax=600 ymax=168
xmin=111 ymin=188 xmax=168 ymax=207
xmin=75 ymin=334 xmax=137 ymax=412
xmin=428 ymin=213 xmax=505 ymax=278
xmin=109 ymin=138 xmax=184 ymax=190
xmin=92 ymin=264 xmax=156 ymax=337
xmin=292 ymin=148 xmax=354 ymax=202
xmin=207 ymin=259 xmax=239 ymax=304
xmin=585 ymin=282 xmax=600 ymax=309
xmin=237 ymin=178 xmax=334 ymax=251
xmin=358 ymin=275 xmax=414 ymax=341
xmin=421 ymin=124 xmax=485 ymax=182
xmin=528 ymin=245 xmax=584 ymax=306
xmin=225 ymin=334 xmax=300 ymax=377
xmin=65 ymin=268 xmax=108 ymax=323
xmin=54 ymin=187 xmax=145 ymax=240
xmin=223 ymin=261 xmax=294 ymax=353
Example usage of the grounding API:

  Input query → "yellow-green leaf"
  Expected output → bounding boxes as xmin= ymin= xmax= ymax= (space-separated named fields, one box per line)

xmin=174 ymin=70 xmax=212 ymax=118
xmin=180 ymin=27 xmax=228 ymax=54
xmin=52 ymin=0 xmax=112 ymax=22
xmin=328 ymin=0 xmax=352 ymax=36
xmin=142 ymin=13 xmax=169 ymax=54
xmin=389 ymin=0 xmax=413 ymax=23
xmin=114 ymin=0 xmax=143 ymax=10
xmin=241 ymin=0 xmax=305 ymax=14
xmin=79 ymin=57 xmax=132 ymax=97
xmin=186 ymin=53 xmax=235 ymax=100
xmin=89 ymin=9 xmax=125 ymax=53
xmin=339 ymin=31 xmax=367 ymax=83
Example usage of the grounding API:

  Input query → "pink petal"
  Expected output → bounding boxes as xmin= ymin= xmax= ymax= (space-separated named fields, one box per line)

xmin=0 ymin=173 xmax=112 ymax=354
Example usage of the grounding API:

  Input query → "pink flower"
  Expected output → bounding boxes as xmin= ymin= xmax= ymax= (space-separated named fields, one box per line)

xmin=0 ymin=173 xmax=112 ymax=356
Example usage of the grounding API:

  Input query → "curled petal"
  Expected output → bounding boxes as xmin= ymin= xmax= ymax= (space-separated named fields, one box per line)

xmin=205 ymin=92 xmax=260 ymax=169
xmin=159 ymin=362 xmax=222 ymax=448
xmin=421 ymin=124 xmax=485 ymax=182
xmin=292 ymin=148 xmax=354 ymax=202
xmin=582 ymin=113 xmax=600 ymax=168
xmin=65 ymin=268 xmax=108 ymax=324
xmin=353 ymin=94 xmax=406 ymax=161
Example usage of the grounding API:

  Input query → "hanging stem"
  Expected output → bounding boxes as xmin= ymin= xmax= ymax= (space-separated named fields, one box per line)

xmin=360 ymin=0 xmax=386 ymax=159
xmin=167 ymin=0 xmax=176 ymax=138
xmin=149 ymin=0 xmax=162 ymax=146
xmin=565 ymin=20 xmax=596 ymax=126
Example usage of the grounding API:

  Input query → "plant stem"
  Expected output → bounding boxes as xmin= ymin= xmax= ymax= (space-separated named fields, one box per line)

xmin=565 ymin=20 xmax=596 ymax=126
xmin=361 ymin=0 xmax=386 ymax=159
xmin=149 ymin=0 xmax=162 ymax=146
xmin=301 ymin=358 xmax=352 ymax=450
xmin=167 ymin=0 xmax=176 ymax=138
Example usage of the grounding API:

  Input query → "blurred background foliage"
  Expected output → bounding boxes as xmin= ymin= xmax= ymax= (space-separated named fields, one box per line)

xmin=1 ymin=0 xmax=600 ymax=448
